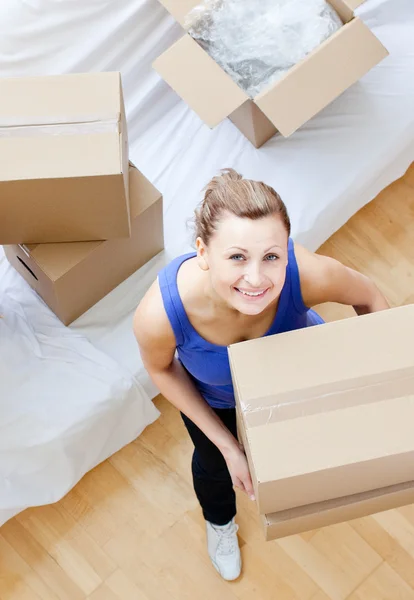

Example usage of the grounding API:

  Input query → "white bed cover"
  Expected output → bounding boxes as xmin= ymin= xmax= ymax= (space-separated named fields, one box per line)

xmin=0 ymin=0 xmax=413 ymax=526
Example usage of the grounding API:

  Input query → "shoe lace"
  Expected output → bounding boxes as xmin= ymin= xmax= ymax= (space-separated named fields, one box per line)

xmin=213 ymin=522 xmax=239 ymax=556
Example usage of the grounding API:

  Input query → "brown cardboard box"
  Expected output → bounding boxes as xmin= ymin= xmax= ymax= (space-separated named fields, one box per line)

xmin=0 ymin=72 xmax=130 ymax=244
xmin=153 ymin=0 xmax=388 ymax=147
xmin=228 ymin=305 xmax=414 ymax=514
xmin=3 ymin=163 xmax=163 ymax=325
xmin=262 ymin=480 xmax=414 ymax=541
xmin=345 ymin=0 xmax=366 ymax=8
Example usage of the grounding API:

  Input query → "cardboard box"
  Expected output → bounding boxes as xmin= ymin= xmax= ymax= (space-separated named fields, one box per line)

xmin=153 ymin=0 xmax=388 ymax=147
xmin=4 ymin=163 xmax=163 ymax=325
xmin=262 ymin=480 xmax=414 ymax=541
xmin=345 ymin=0 xmax=366 ymax=8
xmin=229 ymin=305 xmax=414 ymax=514
xmin=0 ymin=72 xmax=130 ymax=244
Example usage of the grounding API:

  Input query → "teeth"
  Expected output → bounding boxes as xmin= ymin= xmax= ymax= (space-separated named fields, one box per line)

xmin=237 ymin=289 xmax=265 ymax=297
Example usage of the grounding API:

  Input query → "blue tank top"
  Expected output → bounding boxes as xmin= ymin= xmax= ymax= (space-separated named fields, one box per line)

xmin=158 ymin=238 xmax=324 ymax=409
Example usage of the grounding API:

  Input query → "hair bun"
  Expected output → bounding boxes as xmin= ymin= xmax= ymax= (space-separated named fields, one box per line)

xmin=203 ymin=168 xmax=242 ymax=198
xmin=193 ymin=168 xmax=290 ymax=245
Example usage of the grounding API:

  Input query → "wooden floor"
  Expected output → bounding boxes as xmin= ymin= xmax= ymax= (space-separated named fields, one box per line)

xmin=1 ymin=164 xmax=414 ymax=600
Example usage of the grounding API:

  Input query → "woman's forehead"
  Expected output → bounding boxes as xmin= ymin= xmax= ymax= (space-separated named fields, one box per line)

xmin=212 ymin=213 xmax=289 ymax=246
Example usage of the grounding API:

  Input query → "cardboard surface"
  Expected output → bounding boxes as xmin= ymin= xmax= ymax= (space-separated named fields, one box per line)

xmin=344 ymin=0 xmax=366 ymax=9
xmin=4 ymin=164 xmax=163 ymax=325
xmin=229 ymin=305 xmax=414 ymax=427
xmin=0 ymin=72 xmax=122 ymax=122
xmin=153 ymin=35 xmax=248 ymax=128
xmin=255 ymin=18 xmax=388 ymax=138
xmin=229 ymin=305 xmax=414 ymax=514
xmin=157 ymin=0 xmax=200 ymax=28
xmin=228 ymin=102 xmax=278 ymax=149
xmin=262 ymin=480 xmax=414 ymax=541
xmin=325 ymin=0 xmax=355 ymax=23
xmin=0 ymin=72 xmax=130 ymax=244
xmin=250 ymin=395 xmax=414 ymax=513
xmin=154 ymin=0 xmax=388 ymax=145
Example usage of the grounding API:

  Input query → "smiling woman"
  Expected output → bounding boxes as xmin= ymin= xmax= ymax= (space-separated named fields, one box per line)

xmin=133 ymin=168 xmax=390 ymax=581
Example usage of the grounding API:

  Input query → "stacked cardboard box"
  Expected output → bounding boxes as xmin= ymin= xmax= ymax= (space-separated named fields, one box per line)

xmin=1 ymin=72 xmax=164 ymax=324
xmin=153 ymin=0 xmax=388 ymax=147
xmin=229 ymin=305 xmax=414 ymax=540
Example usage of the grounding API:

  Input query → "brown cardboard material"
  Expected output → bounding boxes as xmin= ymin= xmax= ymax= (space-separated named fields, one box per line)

xmin=262 ymin=480 xmax=414 ymax=541
xmin=229 ymin=305 xmax=414 ymax=514
xmin=228 ymin=102 xmax=278 ymax=150
xmin=343 ymin=0 xmax=366 ymax=9
xmin=153 ymin=35 xmax=248 ymax=129
xmin=255 ymin=19 xmax=381 ymax=138
xmin=230 ymin=305 xmax=414 ymax=428
xmin=154 ymin=0 xmax=388 ymax=145
xmin=4 ymin=163 xmax=163 ymax=325
xmin=248 ymin=395 xmax=414 ymax=514
xmin=0 ymin=72 xmax=130 ymax=244
xmin=157 ymin=0 xmax=200 ymax=27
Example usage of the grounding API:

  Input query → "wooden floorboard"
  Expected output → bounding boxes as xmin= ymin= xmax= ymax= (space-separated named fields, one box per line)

xmin=1 ymin=164 xmax=413 ymax=600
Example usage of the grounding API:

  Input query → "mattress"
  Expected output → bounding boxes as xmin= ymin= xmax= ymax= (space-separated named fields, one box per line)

xmin=0 ymin=0 xmax=413 ymax=525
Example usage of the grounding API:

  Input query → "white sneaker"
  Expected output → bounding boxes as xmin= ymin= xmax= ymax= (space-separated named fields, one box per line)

xmin=206 ymin=517 xmax=242 ymax=581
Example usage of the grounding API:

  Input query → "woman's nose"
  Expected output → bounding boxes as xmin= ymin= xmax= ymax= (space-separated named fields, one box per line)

xmin=244 ymin=264 xmax=263 ymax=287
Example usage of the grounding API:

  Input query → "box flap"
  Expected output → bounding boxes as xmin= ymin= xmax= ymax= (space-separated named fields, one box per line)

xmin=0 ymin=72 xmax=122 ymax=124
xmin=254 ymin=18 xmax=388 ymax=137
xmin=157 ymin=0 xmax=200 ymax=28
xmin=27 ymin=241 xmax=102 ymax=282
xmin=128 ymin=162 xmax=162 ymax=218
xmin=343 ymin=0 xmax=365 ymax=8
xmin=328 ymin=0 xmax=354 ymax=22
xmin=153 ymin=34 xmax=248 ymax=128
xmin=229 ymin=305 xmax=414 ymax=425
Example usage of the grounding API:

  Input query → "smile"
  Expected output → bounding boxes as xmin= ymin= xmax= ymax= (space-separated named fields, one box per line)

xmin=235 ymin=288 xmax=269 ymax=298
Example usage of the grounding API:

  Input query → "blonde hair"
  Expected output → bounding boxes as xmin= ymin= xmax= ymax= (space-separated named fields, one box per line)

xmin=194 ymin=168 xmax=291 ymax=244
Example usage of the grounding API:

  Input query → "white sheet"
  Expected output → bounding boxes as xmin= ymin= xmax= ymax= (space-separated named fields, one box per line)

xmin=0 ymin=265 xmax=159 ymax=526
xmin=0 ymin=0 xmax=413 ymax=525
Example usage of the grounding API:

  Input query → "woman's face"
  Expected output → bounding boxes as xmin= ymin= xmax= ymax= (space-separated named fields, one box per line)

xmin=196 ymin=212 xmax=289 ymax=316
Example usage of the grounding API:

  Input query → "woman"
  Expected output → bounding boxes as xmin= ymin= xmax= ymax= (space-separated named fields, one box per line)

xmin=133 ymin=169 xmax=389 ymax=581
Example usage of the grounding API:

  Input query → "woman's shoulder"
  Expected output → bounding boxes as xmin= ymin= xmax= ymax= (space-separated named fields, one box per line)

xmin=293 ymin=242 xmax=350 ymax=307
xmin=159 ymin=251 xmax=197 ymax=279
xmin=133 ymin=278 xmax=176 ymax=351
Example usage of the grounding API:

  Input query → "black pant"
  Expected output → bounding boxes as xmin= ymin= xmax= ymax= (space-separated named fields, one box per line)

xmin=181 ymin=407 xmax=238 ymax=526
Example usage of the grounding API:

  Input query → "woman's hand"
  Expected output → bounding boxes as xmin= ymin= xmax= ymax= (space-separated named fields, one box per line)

xmin=223 ymin=443 xmax=256 ymax=501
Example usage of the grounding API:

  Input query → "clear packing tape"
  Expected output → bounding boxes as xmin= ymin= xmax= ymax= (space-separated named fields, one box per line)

xmin=0 ymin=115 xmax=120 ymax=138
xmin=238 ymin=370 xmax=414 ymax=427
xmin=186 ymin=0 xmax=343 ymax=98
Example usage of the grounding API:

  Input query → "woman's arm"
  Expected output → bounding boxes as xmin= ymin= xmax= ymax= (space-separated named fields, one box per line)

xmin=295 ymin=244 xmax=390 ymax=314
xmin=133 ymin=280 xmax=255 ymax=499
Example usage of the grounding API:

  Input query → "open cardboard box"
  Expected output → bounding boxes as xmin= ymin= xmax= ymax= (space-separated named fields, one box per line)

xmin=153 ymin=0 xmax=388 ymax=147
xmin=229 ymin=305 xmax=414 ymax=514
xmin=262 ymin=479 xmax=414 ymax=541
xmin=0 ymin=72 xmax=130 ymax=244
xmin=4 ymin=163 xmax=164 ymax=325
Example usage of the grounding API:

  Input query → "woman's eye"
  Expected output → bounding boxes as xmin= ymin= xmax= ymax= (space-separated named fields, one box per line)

xmin=265 ymin=254 xmax=279 ymax=261
xmin=230 ymin=254 xmax=245 ymax=261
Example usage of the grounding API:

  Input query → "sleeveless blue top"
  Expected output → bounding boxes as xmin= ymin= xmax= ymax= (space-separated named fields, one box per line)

xmin=158 ymin=238 xmax=324 ymax=409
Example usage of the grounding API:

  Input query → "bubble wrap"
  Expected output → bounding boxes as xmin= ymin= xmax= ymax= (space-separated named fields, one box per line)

xmin=186 ymin=0 xmax=343 ymax=98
